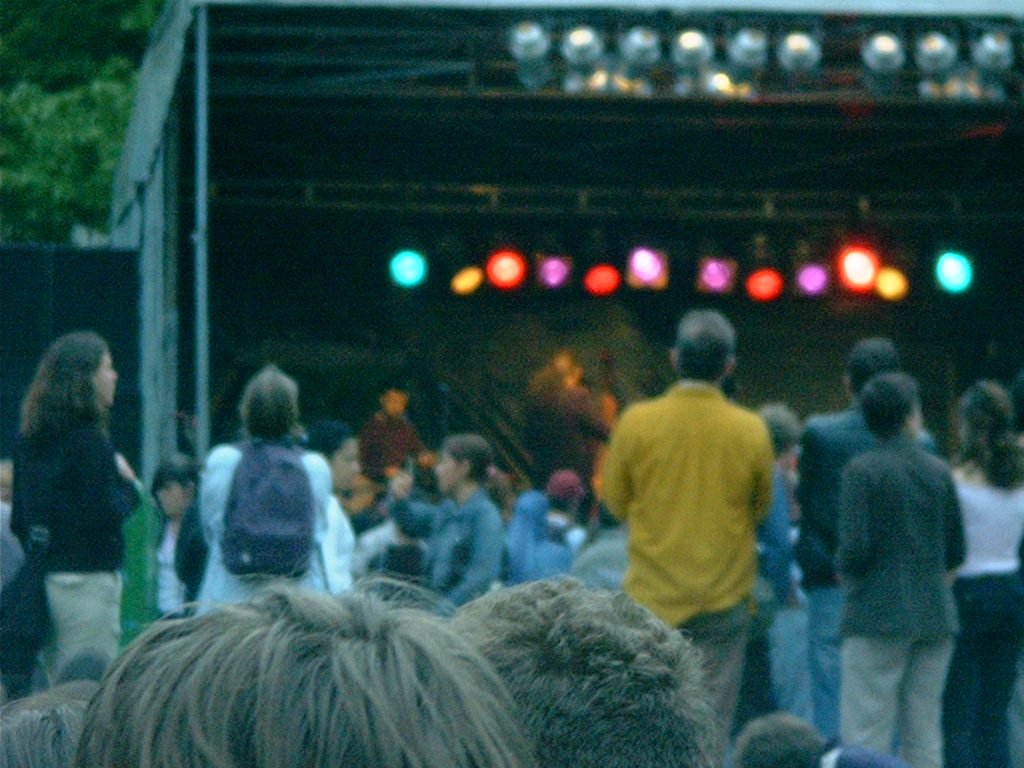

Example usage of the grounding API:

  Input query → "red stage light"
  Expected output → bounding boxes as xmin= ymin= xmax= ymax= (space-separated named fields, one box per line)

xmin=745 ymin=268 xmax=784 ymax=302
xmin=583 ymin=264 xmax=621 ymax=296
xmin=838 ymin=246 xmax=880 ymax=292
xmin=485 ymin=248 xmax=527 ymax=290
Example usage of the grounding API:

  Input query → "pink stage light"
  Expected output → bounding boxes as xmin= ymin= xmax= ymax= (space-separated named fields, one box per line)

xmin=795 ymin=263 xmax=829 ymax=296
xmin=696 ymin=257 xmax=736 ymax=294
xmin=537 ymin=255 xmax=572 ymax=289
xmin=626 ymin=247 xmax=668 ymax=289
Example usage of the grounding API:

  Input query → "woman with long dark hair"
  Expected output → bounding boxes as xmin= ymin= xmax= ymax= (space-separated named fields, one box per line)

xmin=942 ymin=380 xmax=1024 ymax=768
xmin=10 ymin=331 xmax=139 ymax=685
xmin=150 ymin=453 xmax=199 ymax=617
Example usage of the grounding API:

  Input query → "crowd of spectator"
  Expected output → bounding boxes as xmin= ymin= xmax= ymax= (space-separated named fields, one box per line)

xmin=2 ymin=319 xmax=1024 ymax=768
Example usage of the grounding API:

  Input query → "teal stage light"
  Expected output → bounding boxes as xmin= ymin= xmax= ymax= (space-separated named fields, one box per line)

xmin=935 ymin=250 xmax=973 ymax=294
xmin=389 ymin=249 xmax=428 ymax=288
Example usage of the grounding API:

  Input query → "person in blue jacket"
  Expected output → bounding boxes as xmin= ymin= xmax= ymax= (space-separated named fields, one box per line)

xmin=505 ymin=469 xmax=586 ymax=585
xmin=387 ymin=433 xmax=504 ymax=612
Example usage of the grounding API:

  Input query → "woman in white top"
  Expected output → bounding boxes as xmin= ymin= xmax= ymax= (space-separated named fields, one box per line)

xmin=942 ymin=380 xmax=1024 ymax=768
xmin=150 ymin=454 xmax=198 ymax=616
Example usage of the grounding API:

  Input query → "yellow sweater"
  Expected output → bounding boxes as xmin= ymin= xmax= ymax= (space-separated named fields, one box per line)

xmin=601 ymin=383 xmax=774 ymax=627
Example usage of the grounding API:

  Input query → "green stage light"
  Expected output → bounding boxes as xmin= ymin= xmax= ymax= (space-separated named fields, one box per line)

xmin=935 ymin=250 xmax=973 ymax=294
xmin=389 ymin=249 xmax=428 ymax=288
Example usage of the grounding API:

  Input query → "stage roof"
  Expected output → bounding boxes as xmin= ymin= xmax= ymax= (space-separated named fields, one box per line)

xmin=113 ymin=0 xmax=1024 ymax=228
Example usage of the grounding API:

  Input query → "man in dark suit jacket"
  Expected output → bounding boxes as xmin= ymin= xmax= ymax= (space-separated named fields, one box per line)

xmin=837 ymin=372 xmax=965 ymax=768
xmin=795 ymin=337 xmax=903 ymax=739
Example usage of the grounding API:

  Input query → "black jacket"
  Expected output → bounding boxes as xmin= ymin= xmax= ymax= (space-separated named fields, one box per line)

xmin=12 ymin=425 xmax=137 ymax=572
xmin=174 ymin=502 xmax=208 ymax=603
xmin=796 ymin=407 xmax=879 ymax=587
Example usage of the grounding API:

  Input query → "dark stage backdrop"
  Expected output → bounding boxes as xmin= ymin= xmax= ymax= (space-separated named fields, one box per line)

xmin=185 ymin=207 xmax=1023 ymax=474
xmin=0 ymin=245 xmax=140 ymax=469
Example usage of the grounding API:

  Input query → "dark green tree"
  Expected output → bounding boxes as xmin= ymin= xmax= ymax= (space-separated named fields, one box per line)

xmin=0 ymin=0 xmax=160 ymax=242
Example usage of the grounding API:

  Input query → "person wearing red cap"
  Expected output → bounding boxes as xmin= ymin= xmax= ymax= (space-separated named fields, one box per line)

xmin=504 ymin=469 xmax=587 ymax=586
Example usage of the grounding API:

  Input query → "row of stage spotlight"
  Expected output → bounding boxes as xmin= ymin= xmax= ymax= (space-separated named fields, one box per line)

xmin=389 ymin=246 xmax=975 ymax=300
xmin=508 ymin=21 xmax=1021 ymax=101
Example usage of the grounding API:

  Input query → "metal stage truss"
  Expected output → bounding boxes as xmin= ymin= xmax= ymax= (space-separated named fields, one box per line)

xmin=114 ymin=0 xmax=1024 ymax=472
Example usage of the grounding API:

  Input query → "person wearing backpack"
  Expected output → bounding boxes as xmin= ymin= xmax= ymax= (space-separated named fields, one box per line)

xmin=194 ymin=365 xmax=333 ymax=614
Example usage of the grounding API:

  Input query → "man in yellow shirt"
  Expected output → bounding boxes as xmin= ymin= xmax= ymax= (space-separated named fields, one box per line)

xmin=602 ymin=308 xmax=774 ymax=764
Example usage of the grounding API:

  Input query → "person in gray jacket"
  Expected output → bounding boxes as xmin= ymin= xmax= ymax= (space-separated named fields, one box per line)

xmin=837 ymin=372 xmax=965 ymax=768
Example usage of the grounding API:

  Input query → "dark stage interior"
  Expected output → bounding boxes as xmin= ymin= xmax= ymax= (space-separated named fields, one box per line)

xmin=166 ymin=5 xmax=1024 ymax=475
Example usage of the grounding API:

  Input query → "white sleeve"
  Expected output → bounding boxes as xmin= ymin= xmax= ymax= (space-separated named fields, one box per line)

xmin=322 ymin=495 xmax=355 ymax=594
xmin=350 ymin=521 xmax=399 ymax=577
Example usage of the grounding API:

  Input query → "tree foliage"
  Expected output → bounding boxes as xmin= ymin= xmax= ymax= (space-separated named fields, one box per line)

xmin=0 ymin=0 xmax=161 ymax=242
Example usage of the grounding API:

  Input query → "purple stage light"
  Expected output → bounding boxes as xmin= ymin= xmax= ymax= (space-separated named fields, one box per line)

xmin=796 ymin=263 xmax=829 ymax=296
xmin=628 ymin=247 xmax=664 ymax=282
xmin=537 ymin=255 xmax=572 ymax=289
xmin=697 ymin=257 xmax=735 ymax=293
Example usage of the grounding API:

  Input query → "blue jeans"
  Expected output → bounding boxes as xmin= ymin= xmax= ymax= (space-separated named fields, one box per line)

xmin=770 ymin=602 xmax=813 ymax=723
xmin=806 ymin=584 xmax=843 ymax=740
xmin=942 ymin=574 xmax=1024 ymax=768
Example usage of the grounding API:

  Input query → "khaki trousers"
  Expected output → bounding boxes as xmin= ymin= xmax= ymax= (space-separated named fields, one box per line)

xmin=43 ymin=571 xmax=122 ymax=678
xmin=840 ymin=635 xmax=953 ymax=768
xmin=680 ymin=603 xmax=752 ymax=765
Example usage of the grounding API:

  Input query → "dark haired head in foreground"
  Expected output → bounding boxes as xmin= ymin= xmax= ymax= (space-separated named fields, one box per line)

xmin=735 ymin=713 xmax=910 ymax=768
xmin=74 ymin=584 xmax=535 ymax=768
xmin=735 ymin=712 xmax=825 ymax=768
xmin=453 ymin=578 xmax=716 ymax=768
